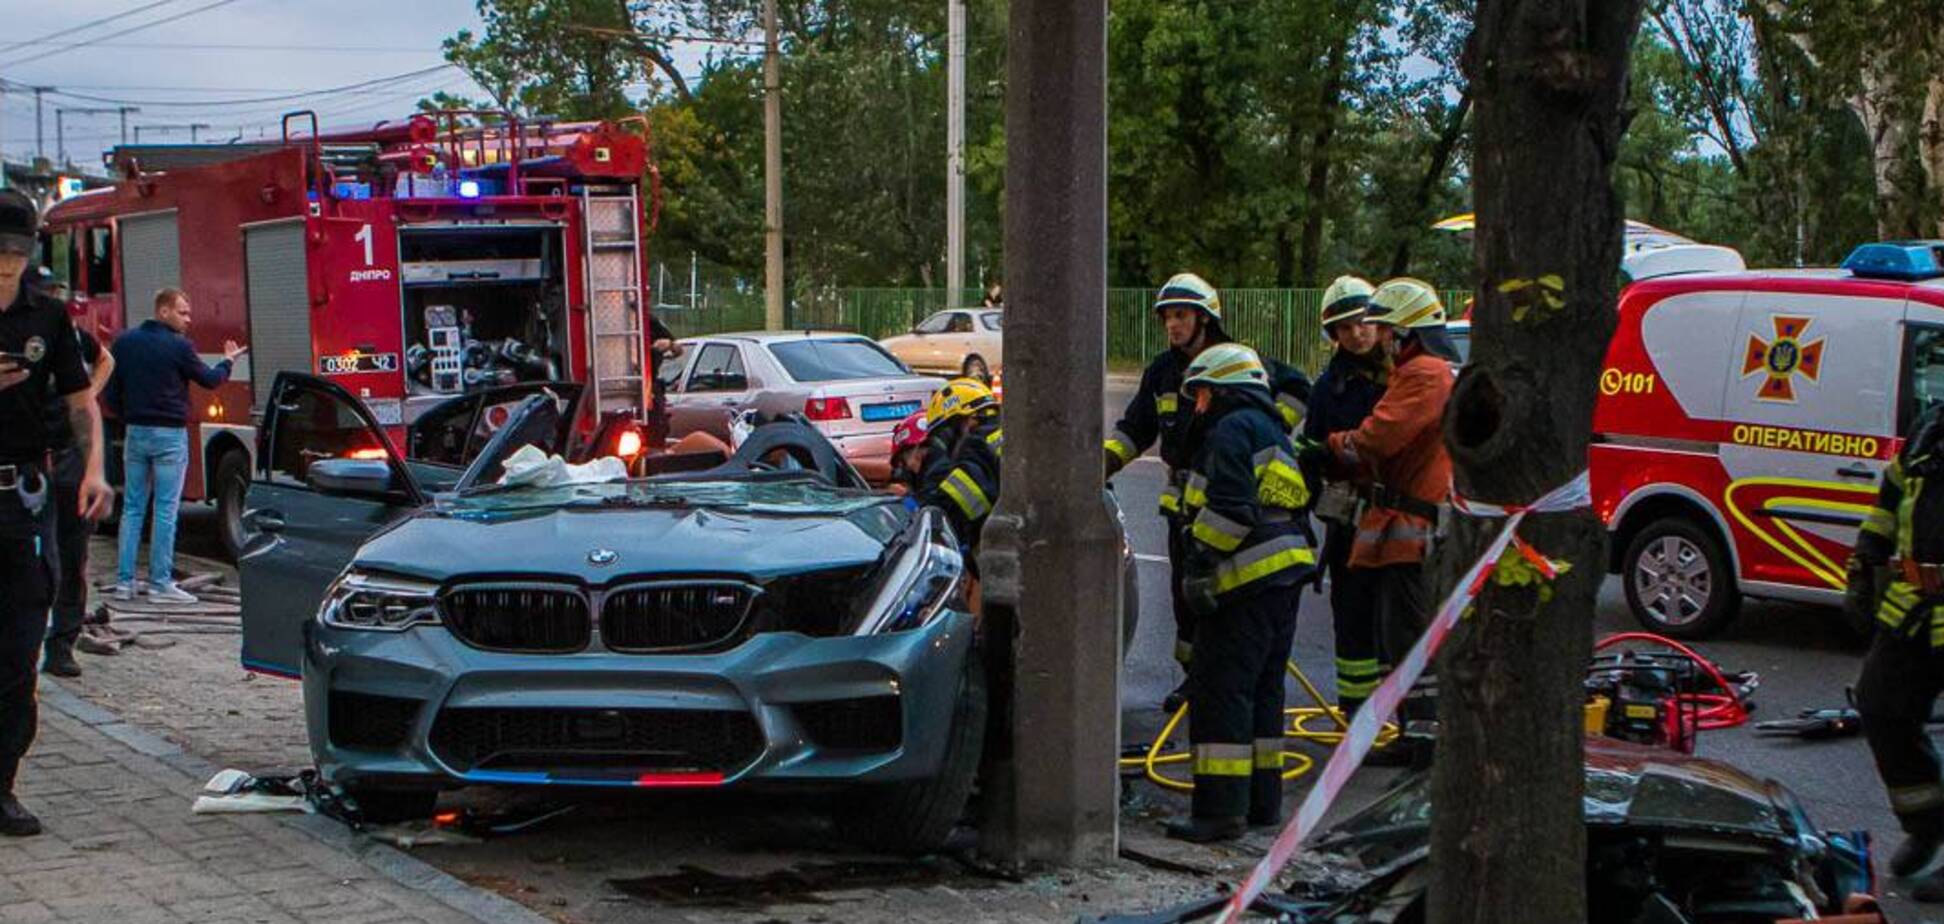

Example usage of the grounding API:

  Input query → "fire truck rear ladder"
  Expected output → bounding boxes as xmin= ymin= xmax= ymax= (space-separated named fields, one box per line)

xmin=581 ymin=189 xmax=648 ymax=416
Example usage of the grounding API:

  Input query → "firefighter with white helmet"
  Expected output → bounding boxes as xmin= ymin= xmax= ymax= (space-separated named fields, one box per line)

xmin=1165 ymin=342 xmax=1316 ymax=842
xmin=1320 ymin=277 xmax=1455 ymax=740
xmin=1303 ymin=275 xmax=1390 ymax=720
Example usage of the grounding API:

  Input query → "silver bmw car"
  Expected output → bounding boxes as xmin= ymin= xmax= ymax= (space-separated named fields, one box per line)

xmin=237 ymin=373 xmax=1017 ymax=851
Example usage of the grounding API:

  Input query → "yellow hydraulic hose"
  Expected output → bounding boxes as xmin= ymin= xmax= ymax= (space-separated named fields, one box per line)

xmin=1118 ymin=660 xmax=1401 ymax=792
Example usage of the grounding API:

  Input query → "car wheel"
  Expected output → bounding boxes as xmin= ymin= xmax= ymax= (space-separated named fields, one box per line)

xmin=840 ymin=647 xmax=987 ymax=854
xmin=961 ymin=355 xmax=989 ymax=382
xmin=344 ymin=785 xmax=439 ymax=825
xmin=214 ymin=451 xmax=252 ymax=562
xmin=1622 ymin=517 xmax=1739 ymax=639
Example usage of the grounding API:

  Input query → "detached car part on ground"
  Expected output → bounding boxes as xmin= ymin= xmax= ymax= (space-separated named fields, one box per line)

xmin=237 ymin=373 xmax=1136 ymax=853
xmin=1098 ymin=738 xmax=1877 ymax=924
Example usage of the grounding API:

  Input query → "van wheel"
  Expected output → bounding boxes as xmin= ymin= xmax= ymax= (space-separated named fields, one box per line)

xmin=214 ymin=451 xmax=251 ymax=562
xmin=839 ymin=648 xmax=986 ymax=854
xmin=1622 ymin=517 xmax=1739 ymax=639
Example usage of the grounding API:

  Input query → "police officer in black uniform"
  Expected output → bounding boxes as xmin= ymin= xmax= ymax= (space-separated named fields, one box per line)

xmin=0 ymin=189 xmax=114 ymax=837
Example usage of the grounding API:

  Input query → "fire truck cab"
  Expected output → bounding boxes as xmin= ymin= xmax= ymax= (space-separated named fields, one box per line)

xmin=37 ymin=111 xmax=662 ymax=558
xmin=1594 ymin=241 xmax=1944 ymax=638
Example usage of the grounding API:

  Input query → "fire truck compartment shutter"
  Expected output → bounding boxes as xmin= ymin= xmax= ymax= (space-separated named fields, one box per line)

xmin=119 ymin=210 xmax=181 ymax=329
xmin=244 ymin=221 xmax=312 ymax=412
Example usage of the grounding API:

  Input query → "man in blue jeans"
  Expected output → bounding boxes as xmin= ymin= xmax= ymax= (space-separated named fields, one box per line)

xmin=104 ymin=288 xmax=246 ymax=605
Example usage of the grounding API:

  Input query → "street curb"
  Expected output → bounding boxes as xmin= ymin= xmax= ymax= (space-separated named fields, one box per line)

xmin=40 ymin=681 xmax=555 ymax=924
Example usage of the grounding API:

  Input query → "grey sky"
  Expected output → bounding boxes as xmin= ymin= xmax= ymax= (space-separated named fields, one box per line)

xmin=0 ymin=0 xmax=493 ymax=171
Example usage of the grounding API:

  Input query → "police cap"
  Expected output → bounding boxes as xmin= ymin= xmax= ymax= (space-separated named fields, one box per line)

xmin=0 ymin=189 xmax=37 ymax=257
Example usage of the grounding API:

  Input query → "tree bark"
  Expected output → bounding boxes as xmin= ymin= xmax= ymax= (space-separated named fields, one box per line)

xmin=1297 ymin=39 xmax=1348 ymax=287
xmin=1388 ymin=92 xmax=1472 ymax=278
xmin=1430 ymin=1 xmax=1641 ymax=922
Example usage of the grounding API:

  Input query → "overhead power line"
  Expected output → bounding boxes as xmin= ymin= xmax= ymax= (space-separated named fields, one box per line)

xmin=37 ymin=63 xmax=457 ymax=108
xmin=0 ymin=41 xmax=436 ymax=53
xmin=7 ymin=0 xmax=247 ymax=69
xmin=0 ymin=0 xmax=183 ymax=56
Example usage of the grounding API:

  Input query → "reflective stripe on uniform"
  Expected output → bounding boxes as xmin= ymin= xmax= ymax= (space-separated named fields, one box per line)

xmin=1190 ymin=507 xmax=1250 ymax=552
xmin=1337 ymin=675 xmax=1380 ymax=698
xmin=939 ymin=467 xmax=992 ymax=520
xmin=1878 ymin=580 xmax=1921 ymax=632
xmin=1159 ymin=484 xmax=1183 ymax=515
xmin=1192 ymin=743 xmax=1254 ymax=778
xmin=1335 ymin=657 xmax=1382 ymax=698
xmin=1184 ymin=473 xmax=1210 ymax=509
xmin=1890 ymin=782 xmax=1944 ymax=815
xmin=1252 ymin=447 xmax=1311 ymax=510
xmin=1276 ymin=394 xmax=1303 ymax=431
xmin=1174 ymin=639 xmax=1193 ymax=664
xmin=1864 ymin=507 xmax=1899 ymax=540
xmin=1106 ymin=430 xmax=1139 ymax=464
xmin=986 ymin=428 xmax=1004 ymax=457
xmin=1214 ymin=534 xmax=1315 ymax=593
xmin=1156 ymin=393 xmax=1179 ymax=415
xmin=1899 ymin=473 xmax=1924 ymax=560
xmin=1253 ymin=738 xmax=1284 ymax=770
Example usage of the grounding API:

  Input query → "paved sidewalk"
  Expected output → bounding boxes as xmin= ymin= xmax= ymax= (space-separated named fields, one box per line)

xmin=0 ymin=684 xmax=551 ymax=924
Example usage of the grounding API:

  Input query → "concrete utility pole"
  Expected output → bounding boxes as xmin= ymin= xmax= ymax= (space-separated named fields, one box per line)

xmin=117 ymin=107 xmax=140 ymax=146
xmin=978 ymin=0 xmax=1119 ymax=867
xmin=34 ymin=88 xmax=45 ymax=161
xmin=762 ymin=0 xmax=786 ymax=330
xmin=945 ymin=0 xmax=967 ymax=303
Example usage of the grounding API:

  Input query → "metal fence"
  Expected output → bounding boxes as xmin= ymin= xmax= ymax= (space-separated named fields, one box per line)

xmin=653 ymin=286 xmax=1468 ymax=374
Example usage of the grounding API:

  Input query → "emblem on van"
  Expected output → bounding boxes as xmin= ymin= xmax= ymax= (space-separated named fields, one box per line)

xmin=588 ymin=548 xmax=619 ymax=566
xmin=1741 ymin=315 xmax=1824 ymax=403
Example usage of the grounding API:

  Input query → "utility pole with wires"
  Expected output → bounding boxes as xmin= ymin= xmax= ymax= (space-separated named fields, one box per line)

xmin=763 ymin=0 xmax=785 ymax=330
xmin=945 ymin=0 xmax=966 ymax=304
xmin=34 ymin=87 xmax=46 ymax=161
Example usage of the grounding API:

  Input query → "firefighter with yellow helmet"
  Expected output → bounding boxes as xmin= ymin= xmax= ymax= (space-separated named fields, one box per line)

xmin=1166 ymin=342 xmax=1316 ymax=843
xmin=917 ymin=377 xmax=1004 ymax=565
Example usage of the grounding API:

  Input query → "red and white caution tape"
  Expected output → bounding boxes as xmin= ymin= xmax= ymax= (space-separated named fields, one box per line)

xmin=1213 ymin=471 xmax=1592 ymax=924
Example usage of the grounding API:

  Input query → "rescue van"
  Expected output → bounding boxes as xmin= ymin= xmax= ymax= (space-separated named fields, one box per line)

xmin=1593 ymin=241 xmax=1944 ymax=638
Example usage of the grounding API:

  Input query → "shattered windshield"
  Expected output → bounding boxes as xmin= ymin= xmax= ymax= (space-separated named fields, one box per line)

xmin=436 ymin=476 xmax=894 ymax=518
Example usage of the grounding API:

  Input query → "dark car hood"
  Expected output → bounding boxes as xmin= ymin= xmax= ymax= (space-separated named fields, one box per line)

xmin=355 ymin=499 xmax=903 ymax=583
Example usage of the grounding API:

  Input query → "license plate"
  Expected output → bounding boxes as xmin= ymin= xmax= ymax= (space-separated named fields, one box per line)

xmin=862 ymin=400 xmax=921 ymax=422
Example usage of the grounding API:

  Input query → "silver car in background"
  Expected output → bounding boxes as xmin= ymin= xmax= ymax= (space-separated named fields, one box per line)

xmin=658 ymin=332 xmax=945 ymax=481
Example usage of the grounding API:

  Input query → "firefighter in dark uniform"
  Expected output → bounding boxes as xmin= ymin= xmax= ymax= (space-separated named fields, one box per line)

xmin=918 ymin=377 xmax=1004 ymax=566
xmin=1105 ymin=273 xmax=1311 ymax=711
xmin=1850 ymin=401 xmax=1944 ymax=897
xmin=0 ymin=189 xmax=114 ymax=836
xmin=1301 ymin=276 xmax=1388 ymax=718
xmin=1165 ymin=343 xmax=1317 ymax=843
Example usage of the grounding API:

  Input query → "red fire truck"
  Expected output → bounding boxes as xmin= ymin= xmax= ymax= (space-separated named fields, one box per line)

xmin=37 ymin=110 xmax=662 ymax=558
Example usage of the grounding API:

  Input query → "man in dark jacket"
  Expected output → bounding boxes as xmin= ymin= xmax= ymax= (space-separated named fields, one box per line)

xmin=1166 ymin=342 xmax=1316 ymax=842
xmin=105 ymin=288 xmax=246 ymax=605
xmin=39 ymin=307 xmax=113 ymax=677
xmin=1302 ymin=276 xmax=1388 ymax=718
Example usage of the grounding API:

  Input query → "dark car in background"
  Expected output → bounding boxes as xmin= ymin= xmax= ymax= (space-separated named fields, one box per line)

xmin=237 ymin=373 xmax=1132 ymax=852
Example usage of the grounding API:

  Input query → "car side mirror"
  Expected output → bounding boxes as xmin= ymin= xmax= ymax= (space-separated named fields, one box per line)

xmin=308 ymin=458 xmax=397 ymax=499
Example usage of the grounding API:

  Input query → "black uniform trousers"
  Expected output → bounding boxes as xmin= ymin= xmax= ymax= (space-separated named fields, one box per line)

xmin=44 ymin=448 xmax=87 ymax=662
xmin=1857 ymin=620 xmax=1944 ymax=836
xmin=1323 ymin=523 xmax=1382 ymax=718
xmin=1188 ymin=584 xmax=1299 ymax=823
xmin=1369 ymin=562 xmax=1436 ymax=723
xmin=1165 ymin=520 xmax=1197 ymax=667
xmin=0 ymin=467 xmax=55 ymax=795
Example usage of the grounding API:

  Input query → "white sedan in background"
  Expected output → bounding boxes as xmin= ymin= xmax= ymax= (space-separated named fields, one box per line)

xmin=659 ymin=331 xmax=945 ymax=482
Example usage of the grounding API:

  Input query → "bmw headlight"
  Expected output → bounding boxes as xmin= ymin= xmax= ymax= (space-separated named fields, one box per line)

xmin=319 ymin=571 xmax=442 ymax=631
xmin=853 ymin=508 xmax=965 ymax=635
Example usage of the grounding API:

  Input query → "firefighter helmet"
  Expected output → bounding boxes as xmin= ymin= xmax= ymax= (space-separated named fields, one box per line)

xmin=1366 ymin=278 xmax=1447 ymax=330
xmin=892 ymin=410 xmax=931 ymax=451
xmin=1153 ymin=272 xmax=1223 ymax=323
xmin=925 ymin=378 xmax=998 ymax=428
xmin=1319 ymin=275 xmax=1375 ymax=335
xmin=1181 ymin=343 xmax=1270 ymax=393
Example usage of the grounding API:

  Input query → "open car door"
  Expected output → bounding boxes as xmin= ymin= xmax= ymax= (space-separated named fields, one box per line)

xmin=405 ymin=382 xmax=586 ymax=470
xmin=239 ymin=373 xmax=425 ymax=677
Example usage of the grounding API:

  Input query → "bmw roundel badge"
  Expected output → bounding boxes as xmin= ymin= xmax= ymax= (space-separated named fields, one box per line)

xmin=588 ymin=548 xmax=619 ymax=567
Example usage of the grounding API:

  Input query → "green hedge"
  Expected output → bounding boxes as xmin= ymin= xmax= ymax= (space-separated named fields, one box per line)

xmin=655 ymin=286 xmax=1468 ymax=374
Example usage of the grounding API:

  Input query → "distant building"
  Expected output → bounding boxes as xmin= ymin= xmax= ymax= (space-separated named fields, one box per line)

xmin=1 ymin=158 xmax=112 ymax=210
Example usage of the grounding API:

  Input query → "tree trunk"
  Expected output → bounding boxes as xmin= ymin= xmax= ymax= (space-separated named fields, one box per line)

xmin=1430 ymin=1 xmax=1641 ymax=922
xmin=1920 ymin=72 xmax=1944 ymax=238
xmin=1297 ymin=40 xmax=1348 ymax=287
xmin=1388 ymin=93 xmax=1472 ymax=278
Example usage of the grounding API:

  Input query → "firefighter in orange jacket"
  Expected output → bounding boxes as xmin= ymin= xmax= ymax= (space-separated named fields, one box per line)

xmin=1322 ymin=278 xmax=1457 ymax=726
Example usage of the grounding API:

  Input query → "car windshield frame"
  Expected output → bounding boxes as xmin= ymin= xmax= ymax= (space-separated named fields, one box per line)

xmin=766 ymin=337 xmax=910 ymax=382
xmin=438 ymin=471 xmax=895 ymax=517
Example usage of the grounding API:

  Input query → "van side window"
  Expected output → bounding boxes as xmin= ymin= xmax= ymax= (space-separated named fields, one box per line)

xmin=87 ymin=227 xmax=114 ymax=295
xmin=1906 ymin=326 xmax=1944 ymax=432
